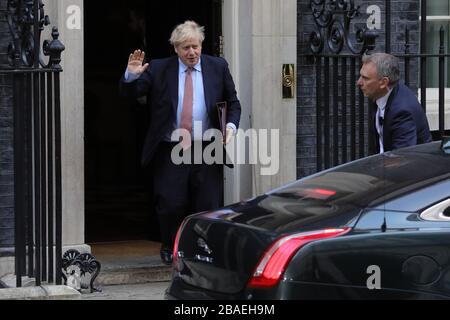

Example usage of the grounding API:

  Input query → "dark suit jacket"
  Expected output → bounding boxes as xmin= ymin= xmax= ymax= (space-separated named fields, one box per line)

xmin=374 ymin=83 xmax=432 ymax=153
xmin=119 ymin=54 xmax=242 ymax=167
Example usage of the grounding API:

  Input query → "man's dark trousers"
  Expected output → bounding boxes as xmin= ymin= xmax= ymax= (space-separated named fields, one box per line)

xmin=152 ymin=142 xmax=223 ymax=249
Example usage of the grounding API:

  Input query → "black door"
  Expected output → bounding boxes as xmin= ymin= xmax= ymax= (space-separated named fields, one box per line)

xmin=84 ymin=0 xmax=222 ymax=243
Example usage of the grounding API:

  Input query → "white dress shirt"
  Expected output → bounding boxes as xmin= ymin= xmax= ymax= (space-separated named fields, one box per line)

xmin=375 ymin=88 xmax=393 ymax=153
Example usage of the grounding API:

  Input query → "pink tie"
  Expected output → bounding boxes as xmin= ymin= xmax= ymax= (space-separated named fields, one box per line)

xmin=180 ymin=67 xmax=193 ymax=133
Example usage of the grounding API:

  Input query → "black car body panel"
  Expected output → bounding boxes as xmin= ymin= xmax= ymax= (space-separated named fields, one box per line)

xmin=283 ymin=230 xmax=450 ymax=299
xmin=167 ymin=142 xmax=450 ymax=299
xmin=271 ymin=281 xmax=450 ymax=300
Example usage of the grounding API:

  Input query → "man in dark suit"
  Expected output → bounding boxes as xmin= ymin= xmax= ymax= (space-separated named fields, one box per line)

xmin=357 ymin=53 xmax=432 ymax=153
xmin=119 ymin=21 xmax=241 ymax=264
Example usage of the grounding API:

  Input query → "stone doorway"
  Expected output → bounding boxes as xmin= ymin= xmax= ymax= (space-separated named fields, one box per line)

xmin=84 ymin=0 xmax=223 ymax=243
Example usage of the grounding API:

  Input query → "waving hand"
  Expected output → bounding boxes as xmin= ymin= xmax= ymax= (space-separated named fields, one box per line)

xmin=127 ymin=50 xmax=149 ymax=75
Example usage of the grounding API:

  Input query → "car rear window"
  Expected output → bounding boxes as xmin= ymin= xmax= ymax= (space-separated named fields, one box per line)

xmin=270 ymin=142 xmax=450 ymax=208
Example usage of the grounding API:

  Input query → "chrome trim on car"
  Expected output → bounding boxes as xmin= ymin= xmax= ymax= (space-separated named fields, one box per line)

xmin=441 ymin=137 xmax=450 ymax=154
xmin=197 ymin=238 xmax=213 ymax=255
xmin=420 ymin=198 xmax=450 ymax=221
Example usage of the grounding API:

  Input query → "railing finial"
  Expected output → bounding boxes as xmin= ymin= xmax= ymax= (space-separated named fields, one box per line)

xmin=43 ymin=27 xmax=65 ymax=70
xmin=6 ymin=0 xmax=64 ymax=68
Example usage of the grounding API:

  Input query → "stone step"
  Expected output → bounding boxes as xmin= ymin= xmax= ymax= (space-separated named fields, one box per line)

xmin=0 ymin=285 xmax=81 ymax=300
xmin=0 ymin=242 xmax=172 ymax=297
xmin=94 ymin=255 xmax=172 ymax=287
xmin=0 ymin=257 xmax=172 ymax=292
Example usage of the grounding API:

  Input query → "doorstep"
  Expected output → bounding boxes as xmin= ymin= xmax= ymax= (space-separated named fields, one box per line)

xmin=90 ymin=240 xmax=172 ymax=287
xmin=0 ymin=285 xmax=81 ymax=300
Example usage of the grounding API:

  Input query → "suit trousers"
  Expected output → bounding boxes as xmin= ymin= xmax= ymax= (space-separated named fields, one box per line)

xmin=152 ymin=141 xmax=224 ymax=249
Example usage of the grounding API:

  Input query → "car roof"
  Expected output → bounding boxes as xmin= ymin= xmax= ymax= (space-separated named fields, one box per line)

xmin=269 ymin=142 xmax=450 ymax=209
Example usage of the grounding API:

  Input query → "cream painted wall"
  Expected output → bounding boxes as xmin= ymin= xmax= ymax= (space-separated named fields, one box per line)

xmin=253 ymin=0 xmax=297 ymax=195
xmin=223 ymin=0 xmax=297 ymax=201
xmin=223 ymin=0 xmax=253 ymax=204
xmin=44 ymin=0 xmax=85 ymax=247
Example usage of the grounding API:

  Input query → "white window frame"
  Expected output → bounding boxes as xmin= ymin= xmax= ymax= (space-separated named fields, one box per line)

xmin=419 ymin=14 xmax=450 ymax=130
xmin=419 ymin=89 xmax=450 ymax=131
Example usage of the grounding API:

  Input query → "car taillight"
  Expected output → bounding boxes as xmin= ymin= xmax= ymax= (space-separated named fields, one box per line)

xmin=173 ymin=219 xmax=188 ymax=270
xmin=247 ymin=228 xmax=351 ymax=288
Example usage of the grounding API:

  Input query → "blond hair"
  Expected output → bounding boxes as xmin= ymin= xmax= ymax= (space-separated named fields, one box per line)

xmin=169 ymin=20 xmax=205 ymax=47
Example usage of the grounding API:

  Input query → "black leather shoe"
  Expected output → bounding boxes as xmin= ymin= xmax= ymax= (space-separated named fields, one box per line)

xmin=160 ymin=247 xmax=173 ymax=265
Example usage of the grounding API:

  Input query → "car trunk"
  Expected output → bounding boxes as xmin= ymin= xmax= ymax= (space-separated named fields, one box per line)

xmin=176 ymin=215 xmax=275 ymax=294
xmin=175 ymin=192 xmax=363 ymax=294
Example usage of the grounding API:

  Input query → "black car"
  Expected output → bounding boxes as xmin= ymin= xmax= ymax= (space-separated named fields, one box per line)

xmin=166 ymin=141 xmax=450 ymax=300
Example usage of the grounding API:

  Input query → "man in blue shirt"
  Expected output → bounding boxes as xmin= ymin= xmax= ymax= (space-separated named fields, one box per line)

xmin=357 ymin=53 xmax=432 ymax=153
xmin=120 ymin=21 xmax=241 ymax=265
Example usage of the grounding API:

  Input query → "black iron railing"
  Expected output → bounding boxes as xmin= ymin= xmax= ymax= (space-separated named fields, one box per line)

xmin=304 ymin=0 xmax=448 ymax=172
xmin=305 ymin=0 xmax=378 ymax=170
xmin=1 ymin=0 xmax=64 ymax=287
xmin=399 ymin=2 xmax=449 ymax=138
